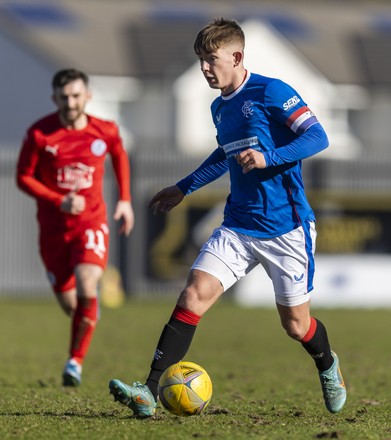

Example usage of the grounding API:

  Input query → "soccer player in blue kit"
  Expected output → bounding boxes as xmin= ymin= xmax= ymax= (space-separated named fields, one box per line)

xmin=109 ymin=17 xmax=346 ymax=416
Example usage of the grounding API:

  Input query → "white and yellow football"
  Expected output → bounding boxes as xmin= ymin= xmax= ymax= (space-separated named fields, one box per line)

xmin=158 ymin=361 xmax=212 ymax=416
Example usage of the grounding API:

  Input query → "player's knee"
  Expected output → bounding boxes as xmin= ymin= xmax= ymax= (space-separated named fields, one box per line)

xmin=179 ymin=285 xmax=201 ymax=305
xmin=282 ymin=320 xmax=307 ymax=341
xmin=177 ymin=285 xmax=209 ymax=316
xmin=62 ymin=303 xmax=76 ymax=317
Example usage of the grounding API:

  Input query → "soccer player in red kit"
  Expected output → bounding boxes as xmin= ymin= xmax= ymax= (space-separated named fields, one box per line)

xmin=16 ymin=68 xmax=134 ymax=386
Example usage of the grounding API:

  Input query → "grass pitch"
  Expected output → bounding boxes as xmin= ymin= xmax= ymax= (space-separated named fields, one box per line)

xmin=0 ymin=298 xmax=390 ymax=440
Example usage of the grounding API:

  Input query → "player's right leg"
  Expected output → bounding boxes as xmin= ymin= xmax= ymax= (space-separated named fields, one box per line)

xmin=109 ymin=227 xmax=247 ymax=417
xmin=109 ymin=264 xmax=227 ymax=416
xmin=108 ymin=380 xmax=157 ymax=418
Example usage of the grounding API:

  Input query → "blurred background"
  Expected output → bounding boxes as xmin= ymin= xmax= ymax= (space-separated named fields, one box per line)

xmin=1 ymin=0 xmax=391 ymax=307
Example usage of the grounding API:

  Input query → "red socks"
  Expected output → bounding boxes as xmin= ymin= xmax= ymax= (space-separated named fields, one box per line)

xmin=301 ymin=316 xmax=317 ymax=343
xmin=171 ymin=305 xmax=201 ymax=325
xmin=70 ymin=297 xmax=98 ymax=364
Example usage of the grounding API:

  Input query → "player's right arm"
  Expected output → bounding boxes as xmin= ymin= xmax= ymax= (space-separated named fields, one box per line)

xmin=149 ymin=185 xmax=185 ymax=214
xmin=149 ymin=147 xmax=228 ymax=215
xmin=17 ymin=132 xmax=85 ymax=214
xmin=16 ymin=129 xmax=65 ymax=207
xmin=176 ymin=147 xmax=228 ymax=195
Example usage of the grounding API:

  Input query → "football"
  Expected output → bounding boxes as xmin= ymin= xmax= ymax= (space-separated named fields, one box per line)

xmin=158 ymin=361 xmax=213 ymax=416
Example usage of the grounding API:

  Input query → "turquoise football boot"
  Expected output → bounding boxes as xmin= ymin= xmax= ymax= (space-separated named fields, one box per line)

xmin=319 ymin=351 xmax=347 ymax=413
xmin=109 ymin=379 xmax=156 ymax=417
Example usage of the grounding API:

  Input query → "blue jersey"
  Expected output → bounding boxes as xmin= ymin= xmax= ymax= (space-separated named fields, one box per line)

xmin=177 ymin=72 xmax=328 ymax=238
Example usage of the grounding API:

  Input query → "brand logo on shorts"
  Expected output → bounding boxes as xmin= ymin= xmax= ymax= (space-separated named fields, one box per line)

xmin=294 ymin=273 xmax=304 ymax=283
xmin=47 ymin=271 xmax=57 ymax=286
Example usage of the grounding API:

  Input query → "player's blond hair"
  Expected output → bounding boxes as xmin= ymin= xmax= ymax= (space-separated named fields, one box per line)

xmin=194 ymin=18 xmax=245 ymax=54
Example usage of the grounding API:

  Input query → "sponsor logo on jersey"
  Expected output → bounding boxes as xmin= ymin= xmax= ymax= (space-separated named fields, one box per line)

xmin=242 ymin=100 xmax=254 ymax=118
xmin=283 ymin=95 xmax=300 ymax=111
xmin=57 ymin=162 xmax=95 ymax=190
xmin=216 ymin=113 xmax=222 ymax=124
xmin=45 ymin=144 xmax=59 ymax=156
xmin=91 ymin=139 xmax=107 ymax=156
xmin=221 ymin=136 xmax=259 ymax=158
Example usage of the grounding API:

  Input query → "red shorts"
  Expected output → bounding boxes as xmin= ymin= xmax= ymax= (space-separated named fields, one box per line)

xmin=39 ymin=222 xmax=110 ymax=293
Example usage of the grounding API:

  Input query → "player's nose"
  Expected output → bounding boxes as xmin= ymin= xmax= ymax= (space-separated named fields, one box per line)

xmin=200 ymin=60 xmax=210 ymax=72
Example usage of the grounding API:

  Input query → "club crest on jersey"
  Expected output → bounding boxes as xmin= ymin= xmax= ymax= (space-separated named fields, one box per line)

xmin=91 ymin=139 xmax=107 ymax=156
xmin=242 ymin=100 xmax=254 ymax=118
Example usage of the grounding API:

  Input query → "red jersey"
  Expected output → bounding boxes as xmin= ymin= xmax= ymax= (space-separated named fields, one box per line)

xmin=16 ymin=112 xmax=131 ymax=232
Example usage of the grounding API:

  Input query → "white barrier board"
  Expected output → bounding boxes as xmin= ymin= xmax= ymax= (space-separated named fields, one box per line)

xmin=235 ymin=255 xmax=391 ymax=308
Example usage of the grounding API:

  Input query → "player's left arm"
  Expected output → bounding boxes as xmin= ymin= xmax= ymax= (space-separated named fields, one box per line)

xmin=236 ymin=83 xmax=328 ymax=173
xmin=263 ymin=79 xmax=329 ymax=167
xmin=113 ymin=200 xmax=134 ymax=236
xmin=108 ymin=125 xmax=134 ymax=235
xmin=263 ymin=124 xmax=328 ymax=167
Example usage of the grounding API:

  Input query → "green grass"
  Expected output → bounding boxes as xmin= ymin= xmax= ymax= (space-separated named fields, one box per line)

xmin=0 ymin=298 xmax=390 ymax=439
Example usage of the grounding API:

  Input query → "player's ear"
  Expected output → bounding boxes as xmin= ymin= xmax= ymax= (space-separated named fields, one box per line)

xmin=51 ymin=93 xmax=58 ymax=106
xmin=86 ymin=88 xmax=92 ymax=101
xmin=233 ymin=51 xmax=243 ymax=67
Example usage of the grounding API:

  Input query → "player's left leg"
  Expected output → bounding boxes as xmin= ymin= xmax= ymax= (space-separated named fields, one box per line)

xmin=63 ymin=223 xmax=108 ymax=386
xmin=277 ymin=301 xmax=346 ymax=413
xmin=64 ymin=263 xmax=102 ymax=385
xmin=266 ymin=222 xmax=346 ymax=413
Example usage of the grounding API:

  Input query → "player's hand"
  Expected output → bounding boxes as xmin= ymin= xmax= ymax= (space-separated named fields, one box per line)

xmin=60 ymin=190 xmax=85 ymax=214
xmin=235 ymin=148 xmax=267 ymax=174
xmin=113 ymin=200 xmax=135 ymax=236
xmin=149 ymin=185 xmax=185 ymax=215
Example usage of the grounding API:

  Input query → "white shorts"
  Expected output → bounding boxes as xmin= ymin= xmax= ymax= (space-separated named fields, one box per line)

xmin=191 ymin=223 xmax=317 ymax=307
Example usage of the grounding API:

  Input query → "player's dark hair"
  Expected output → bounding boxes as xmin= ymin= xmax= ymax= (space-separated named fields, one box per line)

xmin=194 ymin=17 xmax=245 ymax=54
xmin=52 ymin=68 xmax=89 ymax=89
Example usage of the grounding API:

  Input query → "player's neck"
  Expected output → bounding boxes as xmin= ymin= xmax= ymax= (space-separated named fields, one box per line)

xmin=59 ymin=113 xmax=89 ymax=130
xmin=221 ymin=69 xmax=247 ymax=96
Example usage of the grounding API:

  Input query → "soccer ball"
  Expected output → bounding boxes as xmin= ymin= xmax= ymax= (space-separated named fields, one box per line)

xmin=158 ymin=361 xmax=213 ymax=416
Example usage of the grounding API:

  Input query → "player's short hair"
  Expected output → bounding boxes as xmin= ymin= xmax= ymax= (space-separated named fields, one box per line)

xmin=194 ymin=18 xmax=245 ymax=55
xmin=52 ymin=68 xmax=89 ymax=90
